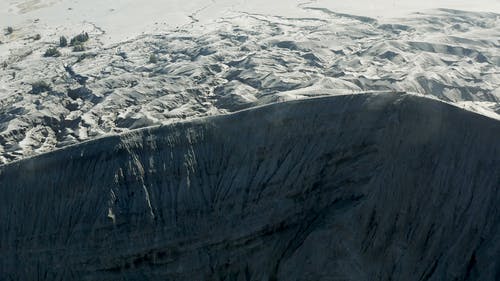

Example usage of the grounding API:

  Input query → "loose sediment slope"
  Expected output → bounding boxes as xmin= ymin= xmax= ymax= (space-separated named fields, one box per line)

xmin=1 ymin=93 xmax=499 ymax=280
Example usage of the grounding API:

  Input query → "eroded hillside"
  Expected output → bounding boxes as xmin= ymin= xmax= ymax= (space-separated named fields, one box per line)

xmin=1 ymin=93 xmax=499 ymax=280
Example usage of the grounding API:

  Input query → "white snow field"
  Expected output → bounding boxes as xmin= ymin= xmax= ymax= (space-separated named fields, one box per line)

xmin=0 ymin=0 xmax=499 ymax=165
xmin=1 ymin=0 xmax=500 ymax=43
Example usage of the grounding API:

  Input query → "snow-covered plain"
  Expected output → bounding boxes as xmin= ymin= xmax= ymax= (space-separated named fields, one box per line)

xmin=0 ymin=0 xmax=499 ymax=164
xmin=2 ymin=0 xmax=500 ymax=43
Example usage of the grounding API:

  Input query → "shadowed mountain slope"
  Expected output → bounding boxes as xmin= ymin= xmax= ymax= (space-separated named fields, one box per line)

xmin=0 ymin=93 xmax=499 ymax=280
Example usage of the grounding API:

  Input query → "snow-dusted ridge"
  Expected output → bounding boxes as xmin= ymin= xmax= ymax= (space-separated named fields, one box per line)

xmin=0 ymin=7 xmax=499 ymax=165
xmin=1 ymin=93 xmax=499 ymax=280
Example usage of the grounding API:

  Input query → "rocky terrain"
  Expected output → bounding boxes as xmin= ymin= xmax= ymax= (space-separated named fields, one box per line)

xmin=0 ymin=7 xmax=499 ymax=164
xmin=1 ymin=93 xmax=499 ymax=280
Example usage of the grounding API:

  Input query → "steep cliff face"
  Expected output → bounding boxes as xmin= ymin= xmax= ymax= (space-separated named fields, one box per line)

xmin=1 ymin=93 xmax=499 ymax=281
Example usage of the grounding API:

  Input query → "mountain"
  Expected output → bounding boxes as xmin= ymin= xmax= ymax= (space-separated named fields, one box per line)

xmin=1 ymin=93 xmax=498 ymax=280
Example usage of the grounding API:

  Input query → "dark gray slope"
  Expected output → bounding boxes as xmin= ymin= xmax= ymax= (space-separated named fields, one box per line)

xmin=0 ymin=93 xmax=499 ymax=281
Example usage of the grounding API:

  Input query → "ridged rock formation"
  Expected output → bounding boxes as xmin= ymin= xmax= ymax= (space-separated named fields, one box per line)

xmin=1 ymin=93 xmax=499 ymax=280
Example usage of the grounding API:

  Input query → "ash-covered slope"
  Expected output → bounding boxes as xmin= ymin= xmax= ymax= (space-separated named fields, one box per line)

xmin=1 ymin=93 xmax=499 ymax=280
